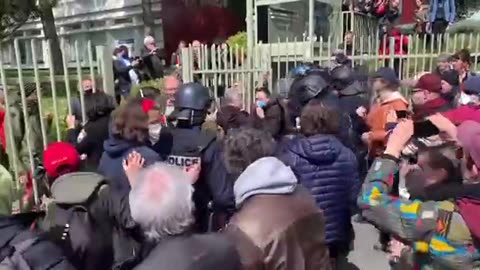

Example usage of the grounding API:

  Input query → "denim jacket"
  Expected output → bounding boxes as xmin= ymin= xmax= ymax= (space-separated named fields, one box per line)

xmin=429 ymin=0 xmax=456 ymax=23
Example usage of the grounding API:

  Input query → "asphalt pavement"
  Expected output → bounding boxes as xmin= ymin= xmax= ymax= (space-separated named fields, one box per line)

xmin=347 ymin=220 xmax=390 ymax=270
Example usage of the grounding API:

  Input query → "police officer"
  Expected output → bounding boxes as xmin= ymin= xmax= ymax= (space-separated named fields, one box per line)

xmin=288 ymin=68 xmax=359 ymax=152
xmin=152 ymin=82 xmax=234 ymax=232
xmin=287 ymin=67 xmax=331 ymax=129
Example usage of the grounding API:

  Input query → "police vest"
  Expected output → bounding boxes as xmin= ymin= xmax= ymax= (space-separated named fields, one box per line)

xmin=159 ymin=127 xmax=216 ymax=169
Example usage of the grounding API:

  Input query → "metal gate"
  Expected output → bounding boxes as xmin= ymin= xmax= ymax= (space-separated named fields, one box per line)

xmin=0 ymin=37 xmax=113 ymax=210
xmin=181 ymin=44 xmax=271 ymax=110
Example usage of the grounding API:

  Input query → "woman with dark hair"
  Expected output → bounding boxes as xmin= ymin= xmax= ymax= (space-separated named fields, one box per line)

xmin=453 ymin=49 xmax=475 ymax=85
xmin=279 ymin=100 xmax=359 ymax=269
xmin=98 ymin=98 xmax=161 ymax=193
xmin=66 ymin=92 xmax=115 ymax=170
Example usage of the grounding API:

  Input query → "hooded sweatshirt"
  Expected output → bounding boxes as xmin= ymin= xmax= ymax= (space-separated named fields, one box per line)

xmin=234 ymin=157 xmax=297 ymax=207
xmin=98 ymin=136 xmax=161 ymax=194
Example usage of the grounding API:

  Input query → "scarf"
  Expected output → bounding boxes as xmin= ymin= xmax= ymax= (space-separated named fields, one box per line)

xmin=413 ymin=98 xmax=449 ymax=120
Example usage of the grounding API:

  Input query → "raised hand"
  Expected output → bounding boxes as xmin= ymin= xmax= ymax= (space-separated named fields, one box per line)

xmin=123 ymin=151 xmax=145 ymax=187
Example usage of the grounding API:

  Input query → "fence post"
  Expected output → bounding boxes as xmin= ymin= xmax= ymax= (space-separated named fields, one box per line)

xmin=246 ymin=0 xmax=254 ymax=59
xmin=389 ymin=37 xmax=395 ymax=69
xmin=97 ymin=46 xmax=115 ymax=97
xmin=181 ymin=47 xmax=191 ymax=82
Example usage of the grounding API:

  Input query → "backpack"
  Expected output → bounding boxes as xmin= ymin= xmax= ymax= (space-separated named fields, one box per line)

xmin=0 ymin=225 xmax=74 ymax=270
xmin=41 ymin=172 xmax=112 ymax=269
xmin=0 ymin=237 xmax=39 ymax=270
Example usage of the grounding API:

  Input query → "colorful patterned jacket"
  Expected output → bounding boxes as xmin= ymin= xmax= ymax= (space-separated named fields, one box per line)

xmin=358 ymin=157 xmax=480 ymax=269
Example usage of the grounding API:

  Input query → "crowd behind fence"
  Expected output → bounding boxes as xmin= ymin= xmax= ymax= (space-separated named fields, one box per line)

xmin=183 ymin=32 xmax=480 ymax=96
xmin=0 ymin=38 xmax=112 ymax=208
xmin=1 ymin=31 xmax=480 ymax=207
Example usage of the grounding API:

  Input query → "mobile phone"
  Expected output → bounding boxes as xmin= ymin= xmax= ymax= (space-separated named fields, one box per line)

xmin=413 ymin=120 xmax=440 ymax=138
xmin=396 ymin=110 xmax=408 ymax=119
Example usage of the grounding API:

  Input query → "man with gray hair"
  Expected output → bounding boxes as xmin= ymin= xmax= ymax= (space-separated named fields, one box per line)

xmin=216 ymin=86 xmax=249 ymax=133
xmin=142 ymin=35 xmax=165 ymax=79
xmin=126 ymin=163 xmax=242 ymax=270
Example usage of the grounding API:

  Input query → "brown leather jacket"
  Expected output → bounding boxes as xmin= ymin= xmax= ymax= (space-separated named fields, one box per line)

xmin=223 ymin=188 xmax=331 ymax=270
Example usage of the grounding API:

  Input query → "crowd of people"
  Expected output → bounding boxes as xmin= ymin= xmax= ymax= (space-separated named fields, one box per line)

xmin=343 ymin=0 xmax=456 ymax=35
xmin=0 ymin=41 xmax=480 ymax=270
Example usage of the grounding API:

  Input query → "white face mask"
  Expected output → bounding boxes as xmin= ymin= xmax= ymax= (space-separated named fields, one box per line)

xmin=148 ymin=123 xmax=162 ymax=144
xmin=77 ymin=129 xmax=87 ymax=143
xmin=459 ymin=92 xmax=478 ymax=105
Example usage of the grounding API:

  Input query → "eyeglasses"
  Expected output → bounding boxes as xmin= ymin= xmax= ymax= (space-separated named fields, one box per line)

xmin=411 ymin=88 xmax=425 ymax=93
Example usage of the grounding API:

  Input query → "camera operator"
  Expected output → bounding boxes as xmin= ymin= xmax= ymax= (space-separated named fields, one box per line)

xmin=142 ymin=36 xmax=166 ymax=79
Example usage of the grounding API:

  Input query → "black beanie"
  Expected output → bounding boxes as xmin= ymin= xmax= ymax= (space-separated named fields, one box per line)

xmin=440 ymin=70 xmax=459 ymax=87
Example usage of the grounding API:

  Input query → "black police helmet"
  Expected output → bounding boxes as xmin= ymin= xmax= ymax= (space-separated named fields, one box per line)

xmin=174 ymin=82 xmax=212 ymax=122
xmin=331 ymin=65 xmax=355 ymax=90
xmin=174 ymin=83 xmax=211 ymax=110
xmin=289 ymin=73 xmax=328 ymax=106
xmin=331 ymin=65 xmax=354 ymax=84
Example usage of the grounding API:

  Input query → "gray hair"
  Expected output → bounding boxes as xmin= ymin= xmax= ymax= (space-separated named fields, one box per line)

xmin=224 ymin=87 xmax=243 ymax=107
xmin=144 ymin=35 xmax=155 ymax=46
xmin=129 ymin=163 xmax=194 ymax=241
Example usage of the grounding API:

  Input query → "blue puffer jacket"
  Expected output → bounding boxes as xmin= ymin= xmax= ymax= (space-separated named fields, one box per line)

xmin=279 ymin=134 xmax=359 ymax=244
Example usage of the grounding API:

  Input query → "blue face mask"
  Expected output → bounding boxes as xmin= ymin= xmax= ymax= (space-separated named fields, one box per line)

xmin=256 ymin=101 xmax=267 ymax=108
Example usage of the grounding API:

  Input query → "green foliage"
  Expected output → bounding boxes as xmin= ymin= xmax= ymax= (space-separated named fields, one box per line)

xmin=130 ymin=79 xmax=164 ymax=98
xmin=457 ymin=0 xmax=480 ymax=19
xmin=0 ymin=0 xmax=38 ymax=40
xmin=227 ymin=31 xmax=247 ymax=51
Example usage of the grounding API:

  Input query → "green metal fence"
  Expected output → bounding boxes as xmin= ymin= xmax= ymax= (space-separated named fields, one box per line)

xmin=182 ymin=31 xmax=480 ymax=99
xmin=0 ymin=37 xmax=113 ymax=210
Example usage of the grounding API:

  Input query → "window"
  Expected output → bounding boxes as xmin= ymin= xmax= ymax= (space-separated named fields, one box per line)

xmin=114 ymin=18 xmax=133 ymax=25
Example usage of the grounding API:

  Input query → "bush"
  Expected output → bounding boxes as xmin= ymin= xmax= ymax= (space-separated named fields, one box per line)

xmin=227 ymin=31 xmax=247 ymax=51
xmin=130 ymin=79 xmax=164 ymax=98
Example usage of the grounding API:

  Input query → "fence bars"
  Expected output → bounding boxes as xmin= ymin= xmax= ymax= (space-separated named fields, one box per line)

xmin=75 ymin=41 xmax=87 ymax=126
xmin=0 ymin=37 xmax=109 ymax=212
xmin=0 ymin=46 xmax=20 ymax=187
xmin=30 ymin=39 xmax=48 ymax=150
xmin=61 ymin=38 xmax=73 ymax=116
xmin=47 ymin=40 xmax=61 ymax=142
xmin=183 ymin=32 xmax=480 ymax=102
xmin=14 ymin=38 xmax=39 ymax=206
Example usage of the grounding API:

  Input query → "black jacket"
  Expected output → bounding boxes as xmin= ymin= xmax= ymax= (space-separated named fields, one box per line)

xmin=0 ymin=213 xmax=76 ymax=270
xmin=152 ymin=126 xmax=235 ymax=231
xmin=88 ymin=185 xmax=140 ymax=268
xmin=116 ymin=234 xmax=242 ymax=270
xmin=142 ymin=49 xmax=164 ymax=79
xmin=113 ymin=58 xmax=133 ymax=93
xmin=66 ymin=115 xmax=111 ymax=171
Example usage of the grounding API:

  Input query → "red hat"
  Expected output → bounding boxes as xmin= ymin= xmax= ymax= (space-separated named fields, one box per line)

xmin=43 ymin=142 xmax=80 ymax=179
xmin=414 ymin=73 xmax=442 ymax=93
xmin=142 ymin=99 xmax=157 ymax=113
